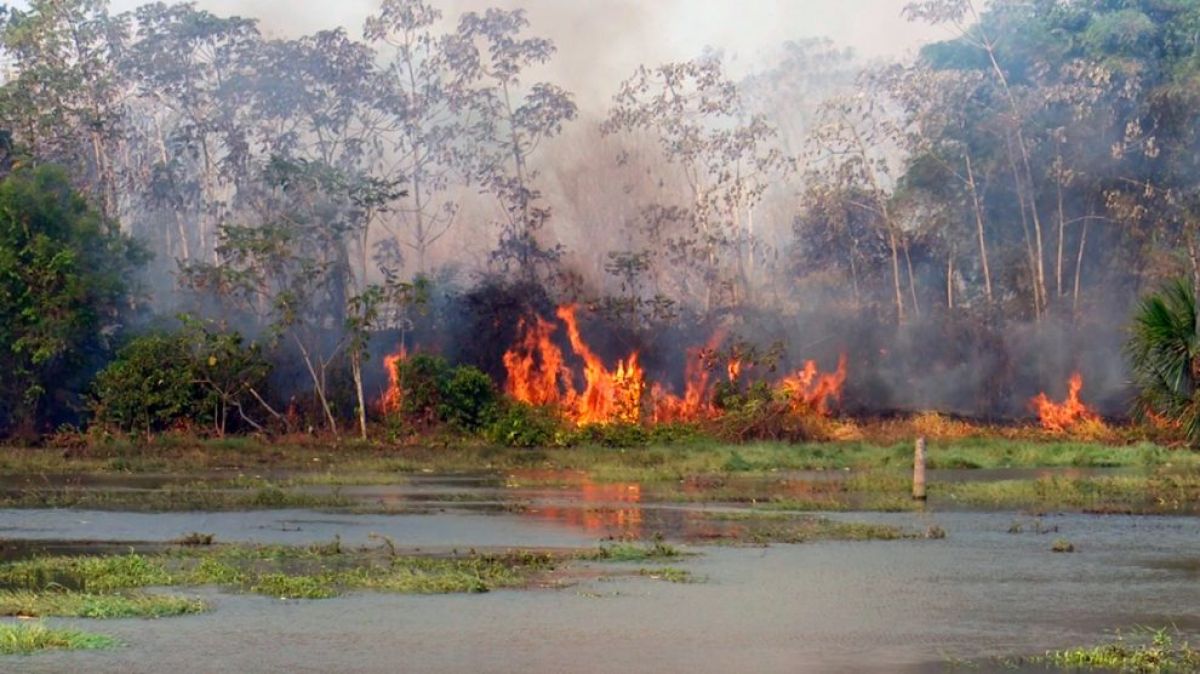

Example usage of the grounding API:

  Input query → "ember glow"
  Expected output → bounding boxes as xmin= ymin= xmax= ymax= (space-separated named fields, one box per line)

xmin=1030 ymin=372 xmax=1100 ymax=433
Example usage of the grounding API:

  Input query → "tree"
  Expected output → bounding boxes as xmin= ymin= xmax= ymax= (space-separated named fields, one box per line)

xmin=0 ymin=165 xmax=145 ymax=435
xmin=603 ymin=53 xmax=789 ymax=313
xmin=0 ymin=0 xmax=130 ymax=220
xmin=365 ymin=0 xmax=466 ymax=277
xmin=804 ymin=87 xmax=910 ymax=324
xmin=1126 ymin=279 xmax=1199 ymax=445
xmin=122 ymin=1 xmax=261 ymax=263
xmin=345 ymin=276 xmax=427 ymax=439
xmin=445 ymin=8 xmax=577 ymax=280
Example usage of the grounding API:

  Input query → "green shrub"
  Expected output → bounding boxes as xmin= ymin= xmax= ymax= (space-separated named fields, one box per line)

xmin=485 ymin=402 xmax=564 ymax=447
xmin=440 ymin=365 xmax=498 ymax=431
xmin=570 ymin=422 xmax=648 ymax=448
xmin=92 ymin=333 xmax=204 ymax=434
xmin=91 ymin=321 xmax=271 ymax=436
xmin=397 ymin=354 xmax=450 ymax=427
xmin=713 ymin=380 xmax=774 ymax=413
xmin=393 ymin=355 xmax=499 ymax=432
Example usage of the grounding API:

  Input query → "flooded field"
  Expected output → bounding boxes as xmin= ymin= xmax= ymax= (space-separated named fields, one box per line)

xmin=0 ymin=465 xmax=1197 ymax=673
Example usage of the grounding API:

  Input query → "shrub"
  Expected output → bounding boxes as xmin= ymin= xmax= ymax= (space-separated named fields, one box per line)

xmin=1125 ymin=279 xmax=1199 ymax=446
xmin=392 ymin=355 xmax=499 ymax=432
xmin=440 ymin=365 xmax=498 ymax=431
xmin=92 ymin=321 xmax=271 ymax=436
xmin=569 ymin=422 xmax=648 ymax=448
xmin=397 ymin=354 xmax=450 ymax=427
xmin=485 ymin=402 xmax=563 ymax=448
xmin=92 ymin=333 xmax=204 ymax=434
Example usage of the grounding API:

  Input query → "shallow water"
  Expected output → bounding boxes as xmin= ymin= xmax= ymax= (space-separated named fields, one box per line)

xmin=1 ymin=508 xmax=1197 ymax=672
xmin=2 ymin=472 xmax=1198 ymax=672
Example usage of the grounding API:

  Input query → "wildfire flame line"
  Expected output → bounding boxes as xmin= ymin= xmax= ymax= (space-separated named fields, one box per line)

xmin=504 ymin=305 xmax=846 ymax=426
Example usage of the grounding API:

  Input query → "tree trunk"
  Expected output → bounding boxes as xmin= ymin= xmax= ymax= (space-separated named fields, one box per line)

xmin=1073 ymin=218 xmax=1088 ymax=316
xmin=1007 ymin=142 xmax=1041 ymax=318
xmin=947 ymin=249 xmax=954 ymax=310
xmin=965 ymin=153 xmax=992 ymax=303
xmin=888 ymin=229 xmax=906 ymax=325
xmin=904 ymin=238 xmax=920 ymax=318
xmin=352 ymin=352 xmax=368 ymax=441
xmin=1056 ymin=177 xmax=1066 ymax=300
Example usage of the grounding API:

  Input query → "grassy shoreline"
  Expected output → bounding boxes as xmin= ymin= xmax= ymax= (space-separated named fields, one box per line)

xmin=0 ymin=435 xmax=1196 ymax=516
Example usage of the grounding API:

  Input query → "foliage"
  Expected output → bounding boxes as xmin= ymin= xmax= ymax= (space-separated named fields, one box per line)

xmin=485 ymin=401 xmax=563 ymax=448
xmin=1036 ymin=627 xmax=1200 ymax=673
xmin=92 ymin=319 xmax=271 ymax=436
xmin=1126 ymin=279 xmax=1200 ymax=446
xmin=391 ymin=353 xmax=498 ymax=432
xmin=92 ymin=332 xmax=202 ymax=434
xmin=440 ymin=365 xmax=499 ymax=431
xmin=0 ymin=166 xmax=145 ymax=437
xmin=569 ymin=422 xmax=649 ymax=448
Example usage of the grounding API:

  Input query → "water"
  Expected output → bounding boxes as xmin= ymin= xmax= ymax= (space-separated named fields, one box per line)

xmin=1 ymin=474 xmax=1198 ymax=672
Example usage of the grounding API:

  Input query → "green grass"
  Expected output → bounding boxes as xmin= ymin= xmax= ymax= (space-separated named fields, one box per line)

xmin=0 ymin=591 xmax=207 ymax=618
xmin=0 ymin=546 xmax=560 ymax=602
xmin=935 ymin=472 xmax=1200 ymax=514
xmin=584 ymin=541 xmax=686 ymax=562
xmin=637 ymin=567 xmax=696 ymax=583
xmin=0 ymin=484 xmax=356 ymax=512
xmin=1026 ymin=628 xmax=1200 ymax=672
xmin=3 ymin=436 xmax=1192 ymax=483
xmin=0 ymin=622 xmax=119 ymax=655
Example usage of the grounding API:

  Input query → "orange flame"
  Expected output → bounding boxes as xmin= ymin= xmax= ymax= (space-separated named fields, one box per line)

xmin=777 ymin=354 xmax=848 ymax=416
xmin=1030 ymin=372 xmax=1100 ymax=432
xmin=377 ymin=345 xmax=407 ymax=415
xmin=727 ymin=358 xmax=742 ymax=384
xmin=503 ymin=305 xmax=646 ymax=425
xmin=650 ymin=332 xmax=725 ymax=423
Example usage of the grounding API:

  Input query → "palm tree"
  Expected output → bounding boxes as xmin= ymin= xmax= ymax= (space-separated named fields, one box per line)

xmin=1125 ymin=279 xmax=1200 ymax=445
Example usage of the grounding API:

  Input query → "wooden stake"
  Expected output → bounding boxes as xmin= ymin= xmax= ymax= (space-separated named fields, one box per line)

xmin=913 ymin=436 xmax=927 ymax=501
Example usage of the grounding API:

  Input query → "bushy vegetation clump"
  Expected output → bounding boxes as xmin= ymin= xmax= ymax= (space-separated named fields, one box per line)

xmin=392 ymin=354 xmax=500 ymax=433
xmin=91 ymin=319 xmax=271 ymax=436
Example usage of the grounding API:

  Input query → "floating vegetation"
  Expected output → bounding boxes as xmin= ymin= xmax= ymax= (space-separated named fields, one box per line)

xmin=0 ymin=622 xmax=119 ymax=655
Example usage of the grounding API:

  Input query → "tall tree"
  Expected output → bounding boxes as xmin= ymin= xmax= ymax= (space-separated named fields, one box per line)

xmin=444 ymin=7 xmax=577 ymax=281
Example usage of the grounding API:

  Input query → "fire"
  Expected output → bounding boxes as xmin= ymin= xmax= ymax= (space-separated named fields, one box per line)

xmin=1030 ymin=372 xmax=1100 ymax=433
xmin=377 ymin=345 xmax=407 ymax=415
xmin=650 ymin=333 xmax=724 ymax=423
xmin=727 ymin=358 xmax=742 ymax=384
xmin=502 ymin=306 xmax=849 ymax=426
xmin=503 ymin=305 xmax=646 ymax=425
xmin=777 ymin=354 xmax=848 ymax=416
xmin=503 ymin=316 xmax=569 ymax=407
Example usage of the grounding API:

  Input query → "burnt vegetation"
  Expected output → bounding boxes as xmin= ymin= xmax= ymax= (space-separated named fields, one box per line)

xmin=0 ymin=0 xmax=1199 ymax=445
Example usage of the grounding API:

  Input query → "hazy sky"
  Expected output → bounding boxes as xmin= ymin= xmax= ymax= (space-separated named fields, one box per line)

xmin=105 ymin=0 xmax=948 ymax=108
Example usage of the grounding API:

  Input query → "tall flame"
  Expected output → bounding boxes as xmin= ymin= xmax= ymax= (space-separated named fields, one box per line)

xmin=503 ymin=305 xmax=646 ymax=425
xmin=650 ymin=332 xmax=724 ymax=423
xmin=1030 ymin=372 xmax=1100 ymax=432
xmin=377 ymin=345 xmax=407 ymax=415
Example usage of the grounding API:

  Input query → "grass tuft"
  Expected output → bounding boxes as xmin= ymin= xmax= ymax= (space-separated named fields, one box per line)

xmin=0 ymin=591 xmax=206 ymax=619
xmin=0 ymin=622 xmax=119 ymax=655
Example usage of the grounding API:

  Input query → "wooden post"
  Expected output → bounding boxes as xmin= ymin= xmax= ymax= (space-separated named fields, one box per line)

xmin=913 ymin=436 xmax=927 ymax=501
